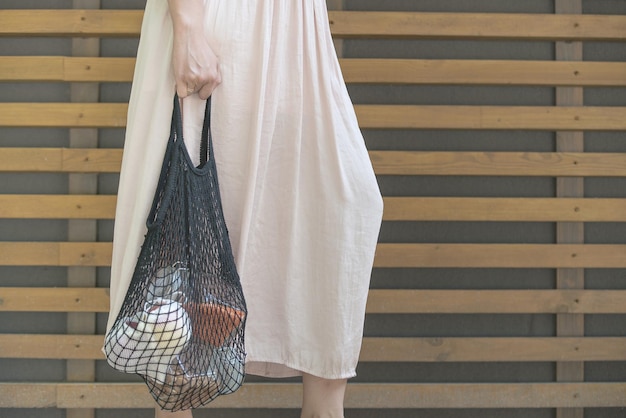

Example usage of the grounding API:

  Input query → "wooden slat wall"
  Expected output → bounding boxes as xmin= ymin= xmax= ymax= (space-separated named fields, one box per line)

xmin=1 ymin=2 xmax=625 ymax=416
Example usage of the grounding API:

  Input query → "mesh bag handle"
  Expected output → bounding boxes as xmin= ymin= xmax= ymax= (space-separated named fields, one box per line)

xmin=104 ymin=95 xmax=247 ymax=411
xmin=200 ymin=96 xmax=211 ymax=166
xmin=147 ymin=96 xmax=212 ymax=228
xmin=146 ymin=102 xmax=180 ymax=228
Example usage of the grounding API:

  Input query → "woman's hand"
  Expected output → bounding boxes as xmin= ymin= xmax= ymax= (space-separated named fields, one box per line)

xmin=168 ymin=0 xmax=222 ymax=100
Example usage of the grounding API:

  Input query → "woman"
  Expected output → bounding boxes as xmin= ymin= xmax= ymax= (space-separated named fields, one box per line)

xmin=107 ymin=0 xmax=383 ymax=416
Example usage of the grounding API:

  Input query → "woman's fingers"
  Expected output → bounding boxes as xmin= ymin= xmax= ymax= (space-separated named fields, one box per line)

xmin=197 ymin=70 xmax=221 ymax=100
xmin=175 ymin=80 xmax=191 ymax=99
xmin=171 ymin=19 xmax=221 ymax=98
xmin=174 ymin=66 xmax=222 ymax=99
xmin=175 ymin=58 xmax=221 ymax=99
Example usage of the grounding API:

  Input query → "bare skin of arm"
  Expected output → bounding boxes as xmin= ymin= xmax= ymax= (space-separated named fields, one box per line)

xmin=168 ymin=0 xmax=221 ymax=100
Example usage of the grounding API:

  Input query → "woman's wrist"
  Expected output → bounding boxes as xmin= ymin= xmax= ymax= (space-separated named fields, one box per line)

xmin=167 ymin=0 xmax=221 ymax=99
xmin=168 ymin=0 xmax=205 ymax=32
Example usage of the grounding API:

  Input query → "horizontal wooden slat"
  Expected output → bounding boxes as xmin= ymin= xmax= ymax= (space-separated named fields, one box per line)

xmin=0 ymin=288 xmax=110 ymax=312
xmin=355 ymin=105 xmax=626 ymax=130
xmin=360 ymin=337 xmax=626 ymax=362
xmin=0 ymin=334 xmax=105 ymax=360
xmin=5 ymin=196 xmax=626 ymax=222
xmin=0 ymin=10 xmax=144 ymax=37
xmin=375 ymin=244 xmax=626 ymax=268
xmin=0 ymin=56 xmax=61 ymax=81
xmin=2 ymin=10 xmax=625 ymax=41
xmin=0 ymin=148 xmax=122 ymax=173
xmin=4 ymin=149 xmax=626 ymax=177
xmin=2 ymin=104 xmax=625 ymax=130
xmin=341 ymin=59 xmax=626 ymax=87
xmin=329 ymin=11 xmax=626 ymax=41
xmin=0 ymin=383 xmax=58 ymax=408
xmin=0 ymin=56 xmax=135 ymax=82
xmin=1 ymin=243 xmax=625 ymax=268
xmin=384 ymin=197 xmax=626 ymax=221
xmin=371 ymin=151 xmax=626 ymax=176
xmin=0 ymin=103 xmax=127 ymax=128
xmin=3 ymin=57 xmax=626 ymax=87
xmin=0 ymin=382 xmax=624 ymax=409
xmin=366 ymin=290 xmax=626 ymax=314
xmin=2 ymin=288 xmax=626 ymax=314
xmin=2 ymin=334 xmax=625 ymax=362
xmin=0 ymin=195 xmax=116 ymax=219
xmin=0 ymin=242 xmax=112 ymax=266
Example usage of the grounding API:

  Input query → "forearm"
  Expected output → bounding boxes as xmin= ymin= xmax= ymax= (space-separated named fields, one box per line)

xmin=168 ymin=0 xmax=205 ymax=32
xmin=167 ymin=0 xmax=221 ymax=99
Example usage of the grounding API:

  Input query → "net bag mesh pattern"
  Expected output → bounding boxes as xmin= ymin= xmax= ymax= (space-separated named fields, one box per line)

xmin=104 ymin=96 xmax=247 ymax=411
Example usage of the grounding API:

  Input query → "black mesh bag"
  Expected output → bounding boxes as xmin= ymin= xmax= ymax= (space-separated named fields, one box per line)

xmin=104 ymin=95 xmax=247 ymax=411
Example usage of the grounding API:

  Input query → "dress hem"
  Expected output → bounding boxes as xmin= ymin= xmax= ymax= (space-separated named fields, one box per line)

xmin=245 ymin=360 xmax=357 ymax=380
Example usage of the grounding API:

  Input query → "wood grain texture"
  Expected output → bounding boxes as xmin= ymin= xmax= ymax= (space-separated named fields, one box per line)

xmin=3 ymin=57 xmax=626 ymax=87
xmin=0 ymin=57 xmax=135 ymax=82
xmin=355 ymin=105 xmax=626 ymax=130
xmin=0 ymin=382 xmax=624 ymax=409
xmin=340 ymin=59 xmax=626 ymax=86
xmin=374 ymin=244 xmax=626 ymax=268
xmin=328 ymin=11 xmax=626 ymax=41
xmin=0 ymin=148 xmax=122 ymax=173
xmin=3 ymin=288 xmax=626 ymax=314
xmin=0 ymin=10 xmax=144 ymax=37
xmin=0 ymin=288 xmax=110 ymax=312
xmin=0 ymin=242 xmax=112 ymax=266
xmin=0 ymin=195 xmax=116 ymax=219
xmin=366 ymin=290 xmax=626 ymax=314
xmin=6 ymin=196 xmax=626 ymax=221
xmin=382 ymin=197 xmax=626 ymax=222
xmin=4 ymin=149 xmax=626 ymax=177
xmin=370 ymin=151 xmax=626 ymax=176
xmin=1 ymin=243 xmax=626 ymax=268
xmin=1 ymin=104 xmax=625 ymax=130
xmin=0 ymin=103 xmax=128 ymax=127
xmin=2 ymin=335 xmax=625 ymax=362
xmin=2 ymin=10 xmax=625 ymax=41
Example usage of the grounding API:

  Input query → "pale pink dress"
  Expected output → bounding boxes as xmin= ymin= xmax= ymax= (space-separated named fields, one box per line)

xmin=106 ymin=0 xmax=383 ymax=379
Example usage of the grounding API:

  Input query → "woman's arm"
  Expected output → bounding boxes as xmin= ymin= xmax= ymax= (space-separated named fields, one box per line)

xmin=168 ymin=0 xmax=221 ymax=99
